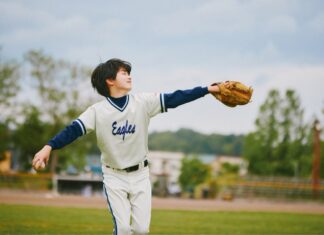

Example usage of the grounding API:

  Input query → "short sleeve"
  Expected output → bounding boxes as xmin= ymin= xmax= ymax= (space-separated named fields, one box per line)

xmin=140 ymin=93 xmax=166 ymax=118
xmin=77 ymin=106 xmax=96 ymax=134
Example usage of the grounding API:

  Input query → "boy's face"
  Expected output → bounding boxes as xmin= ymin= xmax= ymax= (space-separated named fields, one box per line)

xmin=108 ymin=68 xmax=132 ymax=93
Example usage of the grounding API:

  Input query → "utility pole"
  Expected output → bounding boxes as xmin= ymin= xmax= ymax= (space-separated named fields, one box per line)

xmin=312 ymin=119 xmax=321 ymax=199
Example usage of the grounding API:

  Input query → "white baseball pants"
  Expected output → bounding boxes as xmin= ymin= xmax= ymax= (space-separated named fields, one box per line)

xmin=102 ymin=165 xmax=151 ymax=235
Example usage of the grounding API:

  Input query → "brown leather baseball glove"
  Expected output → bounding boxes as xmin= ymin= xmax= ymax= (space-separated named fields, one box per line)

xmin=211 ymin=81 xmax=253 ymax=107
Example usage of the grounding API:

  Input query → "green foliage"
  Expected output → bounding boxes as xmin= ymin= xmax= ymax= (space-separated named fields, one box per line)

xmin=57 ymin=133 xmax=97 ymax=172
xmin=321 ymin=141 xmax=324 ymax=178
xmin=12 ymin=106 xmax=52 ymax=171
xmin=179 ymin=156 xmax=211 ymax=192
xmin=0 ymin=49 xmax=19 ymax=160
xmin=220 ymin=162 xmax=240 ymax=175
xmin=0 ymin=49 xmax=97 ymax=172
xmin=19 ymin=50 xmax=95 ymax=172
xmin=24 ymin=50 xmax=92 ymax=124
xmin=243 ymin=89 xmax=312 ymax=177
xmin=0 ymin=122 xmax=11 ymax=156
xmin=0 ymin=50 xmax=19 ymax=108
xmin=317 ymin=107 xmax=324 ymax=178
xmin=149 ymin=128 xmax=244 ymax=155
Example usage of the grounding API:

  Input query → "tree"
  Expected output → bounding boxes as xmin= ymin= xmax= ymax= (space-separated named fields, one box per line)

xmin=320 ymin=140 xmax=324 ymax=179
xmin=179 ymin=156 xmax=211 ymax=194
xmin=0 ymin=48 xmax=19 ymax=159
xmin=219 ymin=162 xmax=240 ymax=175
xmin=320 ymin=107 xmax=324 ymax=179
xmin=0 ymin=49 xmax=19 ymax=120
xmin=12 ymin=106 xmax=51 ymax=171
xmin=243 ymin=89 xmax=311 ymax=177
xmin=275 ymin=90 xmax=310 ymax=176
xmin=24 ymin=50 xmax=92 ymax=124
xmin=148 ymin=128 xmax=244 ymax=155
xmin=15 ymin=50 xmax=96 ymax=172
xmin=243 ymin=90 xmax=281 ymax=175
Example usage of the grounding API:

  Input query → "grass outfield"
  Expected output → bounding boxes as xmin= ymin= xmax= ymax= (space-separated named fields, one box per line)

xmin=0 ymin=204 xmax=324 ymax=234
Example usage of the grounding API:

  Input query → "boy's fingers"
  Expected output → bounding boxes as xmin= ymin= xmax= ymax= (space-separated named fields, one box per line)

xmin=33 ymin=158 xmax=46 ymax=170
xmin=32 ymin=156 xmax=41 ymax=166
xmin=32 ymin=156 xmax=38 ymax=164
xmin=32 ymin=159 xmax=38 ymax=167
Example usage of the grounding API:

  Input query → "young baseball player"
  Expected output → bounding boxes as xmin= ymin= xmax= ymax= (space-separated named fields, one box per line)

xmin=32 ymin=58 xmax=220 ymax=235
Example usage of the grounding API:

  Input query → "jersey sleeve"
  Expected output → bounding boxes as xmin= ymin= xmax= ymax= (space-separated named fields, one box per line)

xmin=164 ymin=86 xmax=209 ymax=111
xmin=47 ymin=120 xmax=83 ymax=150
xmin=139 ymin=93 xmax=166 ymax=118
xmin=77 ymin=105 xmax=96 ymax=134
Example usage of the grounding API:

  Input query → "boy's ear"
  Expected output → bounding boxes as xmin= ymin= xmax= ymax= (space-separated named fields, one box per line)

xmin=106 ymin=79 xmax=114 ymax=87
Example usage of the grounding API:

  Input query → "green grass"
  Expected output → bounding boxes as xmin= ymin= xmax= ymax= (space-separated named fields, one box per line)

xmin=1 ymin=204 xmax=324 ymax=234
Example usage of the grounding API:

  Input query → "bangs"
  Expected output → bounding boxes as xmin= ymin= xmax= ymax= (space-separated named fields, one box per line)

xmin=118 ymin=60 xmax=132 ymax=74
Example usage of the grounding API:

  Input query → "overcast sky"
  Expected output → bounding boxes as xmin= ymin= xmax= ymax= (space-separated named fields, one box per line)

xmin=1 ymin=0 xmax=324 ymax=134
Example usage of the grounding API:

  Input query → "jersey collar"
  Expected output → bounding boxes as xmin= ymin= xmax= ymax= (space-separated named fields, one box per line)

xmin=106 ymin=95 xmax=129 ymax=112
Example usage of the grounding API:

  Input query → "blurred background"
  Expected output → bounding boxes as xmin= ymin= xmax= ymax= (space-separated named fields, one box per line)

xmin=0 ymin=0 xmax=324 ymax=201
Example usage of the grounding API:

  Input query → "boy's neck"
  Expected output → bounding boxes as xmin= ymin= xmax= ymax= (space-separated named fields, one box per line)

xmin=109 ymin=89 xmax=129 ymax=98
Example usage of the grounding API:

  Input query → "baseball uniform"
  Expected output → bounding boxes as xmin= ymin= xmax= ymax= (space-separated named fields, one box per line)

xmin=47 ymin=86 xmax=209 ymax=234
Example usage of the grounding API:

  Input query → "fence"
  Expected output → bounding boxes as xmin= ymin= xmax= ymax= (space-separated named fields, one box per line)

xmin=0 ymin=172 xmax=102 ymax=195
xmin=0 ymin=172 xmax=52 ymax=191
xmin=222 ymin=176 xmax=324 ymax=200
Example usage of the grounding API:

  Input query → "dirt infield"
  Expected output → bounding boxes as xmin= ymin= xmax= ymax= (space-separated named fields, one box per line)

xmin=1 ymin=189 xmax=324 ymax=214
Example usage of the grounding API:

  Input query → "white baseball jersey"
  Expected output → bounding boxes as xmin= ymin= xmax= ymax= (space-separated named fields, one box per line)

xmin=77 ymin=93 xmax=166 ymax=169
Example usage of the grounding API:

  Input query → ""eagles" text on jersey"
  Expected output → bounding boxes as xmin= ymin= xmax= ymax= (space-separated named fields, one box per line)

xmin=112 ymin=120 xmax=136 ymax=140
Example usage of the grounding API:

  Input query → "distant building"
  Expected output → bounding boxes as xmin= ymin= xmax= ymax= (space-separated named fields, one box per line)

xmin=148 ymin=151 xmax=184 ymax=184
xmin=196 ymin=154 xmax=217 ymax=164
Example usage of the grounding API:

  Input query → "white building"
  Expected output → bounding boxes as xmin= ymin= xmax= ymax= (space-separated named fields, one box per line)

xmin=148 ymin=151 xmax=184 ymax=184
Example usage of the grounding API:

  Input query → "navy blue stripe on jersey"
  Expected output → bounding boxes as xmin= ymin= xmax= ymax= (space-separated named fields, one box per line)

xmin=160 ymin=93 xmax=166 ymax=113
xmin=103 ymin=183 xmax=118 ymax=235
xmin=107 ymin=95 xmax=129 ymax=112
xmin=164 ymin=86 xmax=209 ymax=111
xmin=75 ymin=118 xmax=86 ymax=135
xmin=47 ymin=120 xmax=84 ymax=150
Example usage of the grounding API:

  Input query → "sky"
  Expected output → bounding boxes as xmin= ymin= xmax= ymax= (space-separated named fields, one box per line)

xmin=1 ymin=0 xmax=324 ymax=135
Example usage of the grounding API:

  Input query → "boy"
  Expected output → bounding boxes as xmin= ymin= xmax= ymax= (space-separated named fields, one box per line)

xmin=32 ymin=58 xmax=220 ymax=234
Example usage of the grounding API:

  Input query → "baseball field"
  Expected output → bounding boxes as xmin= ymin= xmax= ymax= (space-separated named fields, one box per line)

xmin=1 ymin=203 xmax=324 ymax=234
xmin=1 ymin=190 xmax=324 ymax=234
xmin=0 ymin=204 xmax=324 ymax=235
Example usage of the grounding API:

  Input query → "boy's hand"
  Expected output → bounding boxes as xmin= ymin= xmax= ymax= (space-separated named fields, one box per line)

xmin=32 ymin=145 xmax=52 ymax=171
xmin=208 ymin=84 xmax=220 ymax=93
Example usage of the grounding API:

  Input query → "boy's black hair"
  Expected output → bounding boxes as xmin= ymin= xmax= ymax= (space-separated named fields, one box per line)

xmin=91 ymin=58 xmax=132 ymax=97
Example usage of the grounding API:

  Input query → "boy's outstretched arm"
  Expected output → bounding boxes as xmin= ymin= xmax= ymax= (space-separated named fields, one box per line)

xmin=32 ymin=120 xmax=84 ymax=171
xmin=163 ymin=84 xmax=220 ymax=111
